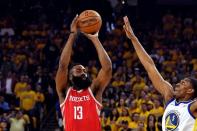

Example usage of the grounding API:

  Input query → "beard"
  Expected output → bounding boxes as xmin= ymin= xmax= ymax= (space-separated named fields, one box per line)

xmin=71 ymin=74 xmax=92 ymax=90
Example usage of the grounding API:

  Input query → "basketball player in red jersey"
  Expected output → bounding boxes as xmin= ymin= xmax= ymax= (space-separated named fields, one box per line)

xmin=55 ymin=15 xmax=112 ymax=131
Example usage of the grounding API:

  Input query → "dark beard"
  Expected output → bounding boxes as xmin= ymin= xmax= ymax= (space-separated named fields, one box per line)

xmin=71 ymin=75 xmax=92 ymax=90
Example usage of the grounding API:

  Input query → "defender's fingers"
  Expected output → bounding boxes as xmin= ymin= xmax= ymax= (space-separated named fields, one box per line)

xmin=123 ymin=24 xmax=129 ymax=32
xmin=123 ymin=16 xmax=132 ymax=29
xmin=123 ymin=25 xmax=130 ymax=36
xmin=123 ymin=25 xmax=126 ymax=31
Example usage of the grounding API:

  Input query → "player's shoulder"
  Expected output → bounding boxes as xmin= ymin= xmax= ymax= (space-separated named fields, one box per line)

xmin=188 ymin=99 xmax=197 ymax=118
xmin=191 ymin=99 xmax=197 ymax=107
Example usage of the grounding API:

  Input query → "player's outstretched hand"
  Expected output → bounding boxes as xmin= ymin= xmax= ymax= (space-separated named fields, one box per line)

xmin=123 ymin=16 xmax=135 ymax=39
xmin=70 ymin=14 xmax=79 ymax=34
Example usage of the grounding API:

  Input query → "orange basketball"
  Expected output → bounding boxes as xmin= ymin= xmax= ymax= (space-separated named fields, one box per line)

xmin=77 ymin=10 xmax=102 ymax=34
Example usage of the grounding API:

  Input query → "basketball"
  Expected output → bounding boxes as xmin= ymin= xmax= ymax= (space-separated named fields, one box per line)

xmin=77 ymin=10 xmax=102 ymax=34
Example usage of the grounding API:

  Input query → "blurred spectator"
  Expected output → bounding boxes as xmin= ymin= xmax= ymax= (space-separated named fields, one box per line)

xmin=0 ymin=96 xmax=10 ymax=112
xmin=128 ymin=112 xmax=140 ymax=130
xmin=0 ymin=72 xmax=5 ymax=93
xmin=139 ymin=103 xmax=149 ymax=123
xmin=0 ymin=19 xmax=15 ymax=37
xmin=0 ymin=55 xmax=14 ymax=76
xmin=14 ymin=75 xmax=28 ymax=99
xmin=19 ymin=84 xmax=36 ymax=112
xmin=149 ymin=99 xmax=164 ymax=118
xmin=5 ymin=72 xmax=15 ymax=95
xmin=116 ymin=108 xmax=131 ymax=129
xmin=146 ymin=114 xmax=158 ymax=131
xmin=107 ymin=108 xmax=119 ymax=130
xmin=9 ymin=110 xmax=26 ymax=131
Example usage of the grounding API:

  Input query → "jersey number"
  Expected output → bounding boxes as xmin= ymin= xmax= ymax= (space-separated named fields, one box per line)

xmin=74 ymin=106 xmax=83 ymax=119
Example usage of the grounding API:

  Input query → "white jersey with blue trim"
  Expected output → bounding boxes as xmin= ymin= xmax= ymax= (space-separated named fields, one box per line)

xmin=162 ymin=99 xmax=195 ymax=131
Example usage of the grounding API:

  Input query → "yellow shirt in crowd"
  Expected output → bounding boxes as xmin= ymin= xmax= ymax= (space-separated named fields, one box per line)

xmin=20 ymin=90 xmax=36 ymax=111
xmin=14 ymin=82 xmax=27 ymax=98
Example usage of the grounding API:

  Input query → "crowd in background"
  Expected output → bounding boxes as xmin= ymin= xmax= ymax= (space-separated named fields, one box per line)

xmin=0 ymin=1 xmax=197 ymax=131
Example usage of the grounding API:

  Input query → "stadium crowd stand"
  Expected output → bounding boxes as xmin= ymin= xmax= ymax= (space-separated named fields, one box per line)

xmin=0 ymin=0 xmax=197 ymax=130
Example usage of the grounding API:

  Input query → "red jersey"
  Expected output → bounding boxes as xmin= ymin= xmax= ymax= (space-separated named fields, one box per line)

xmin=60 ymin=87 xmax=102 ymax=131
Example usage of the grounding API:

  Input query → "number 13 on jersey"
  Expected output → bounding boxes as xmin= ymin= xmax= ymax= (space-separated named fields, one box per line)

xmin=74 ymin=106 xmax=83 ymax=119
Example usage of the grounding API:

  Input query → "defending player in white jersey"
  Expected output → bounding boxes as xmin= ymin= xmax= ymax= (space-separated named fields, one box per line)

xmin=123 ymin=16 xmax=197 ymax=131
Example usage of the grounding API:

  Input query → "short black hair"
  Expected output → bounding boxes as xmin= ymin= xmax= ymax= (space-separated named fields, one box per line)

xmin=68 ymin=63 xmax=82 ymax=75
xmin=188 ymin=77 xmax=197 ymax=99
xmin=68 ymin=63 xmax=82 ymax=71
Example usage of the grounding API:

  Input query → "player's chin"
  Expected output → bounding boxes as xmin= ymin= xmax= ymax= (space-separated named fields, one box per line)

xmin=173 ymin=91 xmax=179 ymax=97
xmin=174 ymin=92 xmax=183 ymax=99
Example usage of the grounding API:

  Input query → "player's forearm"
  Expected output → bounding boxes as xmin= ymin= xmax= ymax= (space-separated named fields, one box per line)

xmin=59 ymin=33 xmax=76 ymax=68
xmin=92 ymin=38 xmax=112 ymax=72
xmin=130 ymin=36 xmax=155 ymax=71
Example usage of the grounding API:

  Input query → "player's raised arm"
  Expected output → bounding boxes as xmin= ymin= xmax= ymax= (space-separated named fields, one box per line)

xmin=55 ymin=15 xmax=78 ymax=104
xmin=83 ymin=32 xmax=112 ymax=103
xmin=123 ymin=16 xmax=174 ymax=102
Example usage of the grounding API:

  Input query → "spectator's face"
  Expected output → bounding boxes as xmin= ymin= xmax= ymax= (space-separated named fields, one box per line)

xmin=26 ymin=84 xmax=31 ymax=91
xmin=136 ymin=76 xmax=141 ymax=83
xmin=148 ymin=120 xmax=155 ymax=127
xmin=112 ymin=109 xmax=118 ymax=115
xmin=24 ymin=75 xmax=29 ymax=82
xmin=119 ymin=99 xmax=124 ymax=106
xmin=106 ymin=102 xmax=110 ymax=107
xmin=0 ymin=96 xmax=4 ymax=102
xmin=0 ymin=122 xmax=7 ymax=129
xmin=138 ymin=122 xmax=144 ymax=129
xmin=148 ymin=115 xmax=155 ymax=121
xmin=16 ymin=111 xmax=23 ymax=119
xmin=141 ymin=103 xmax=147 ymax=112
xmin=36 ymin=85 xmax=42 ymax=92
xmin=122 ymin=108 xmax=128 ymax=116
xmin=174 ymin=78 xmax=194 ymax=99
xmin=70 ymin=65 xmax=91 ymax=90
xmin=122 ymin=121 xmax=128 ymax=129
xmin=132 ymin=113 xmax=139 ymax=122
xmin=140 ymin=91 xmax=146 ymax=98
xmin=147 ymin=104 xmax=153 ymax=110
xmin=110 ymin=99 xmax=115 ymax=105
xmin=154 ymin=100 xmax=160 ymax=107
xmin=130 ymin=101 xmax=137 ymax=109
xmin=20 ymin=75 xmax=25 ymax=82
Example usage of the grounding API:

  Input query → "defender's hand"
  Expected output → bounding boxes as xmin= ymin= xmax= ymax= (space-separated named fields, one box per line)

xmin=123 ymin=16 xmax=135 ymax=39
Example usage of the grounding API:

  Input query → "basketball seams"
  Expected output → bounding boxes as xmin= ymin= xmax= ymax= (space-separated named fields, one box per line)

xmin=78 ymin=16 xmax=101 ymax=31
xmin=80 ymin=10 xmax=100 ymax=18
xmin=78 ymin=21 xmax=101 ymax=28
xmin=78 ymin=15 xmax=101 ymax=20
